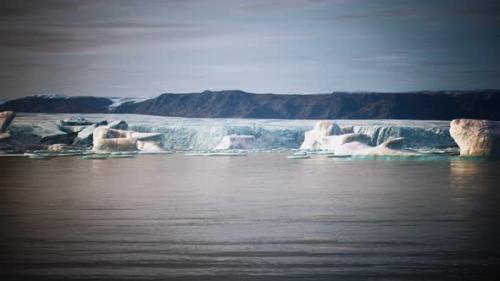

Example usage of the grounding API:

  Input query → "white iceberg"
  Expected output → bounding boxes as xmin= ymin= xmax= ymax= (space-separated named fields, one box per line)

xmin=215 ymin=134 xmax=255 ymax=150
xmin=92 ymin=127 xmax=165 ymax=153
xmin=450 ymin=119 xmax=500 ymax=157
xmin=300 ymin=121 xmax=419 ymax=156
xmin=299 ymin=120 xmax=342 ymax=150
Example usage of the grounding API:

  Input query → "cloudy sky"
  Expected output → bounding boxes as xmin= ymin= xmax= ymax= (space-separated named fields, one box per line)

xmin=0 ymin=0 xmax=499 ymax=99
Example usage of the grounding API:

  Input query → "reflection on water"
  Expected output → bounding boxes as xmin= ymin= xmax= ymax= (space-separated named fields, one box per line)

xmin=450 ymin=158 xmax=495 ymax=181
xmin=1 ymin=155 xmax=500 ymax=280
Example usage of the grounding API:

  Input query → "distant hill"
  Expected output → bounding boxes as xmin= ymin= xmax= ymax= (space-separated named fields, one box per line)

xmin=113 ymin=90 xmax=500 ymax=120
xmin=0 ymin=95 xmax=112 ymax=113
xmin=1 ymin=90 xmax=500 ymax=120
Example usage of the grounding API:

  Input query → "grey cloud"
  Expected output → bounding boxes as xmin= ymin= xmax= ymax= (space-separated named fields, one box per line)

xmin=1 ymin=0 xmax=499 ymax=99
xmin=335 ymin=0 xmax=500 ymax=21
xmin=241 ymin=0 xmax=346 ymax=11
xmin=0 ymin=0 xmax=93 ymax=17
xmin=450 ymin=69 xmax=500 ymax=75
xmin=1 ymin=20 xmax=192 ymax=30
xmin=0 ymin=26 xmax=115 ymax=53
xmin=0 ymin=18 xmax=199 ymax=54
xmin=0 ymin=0 xmax=190 ymax=17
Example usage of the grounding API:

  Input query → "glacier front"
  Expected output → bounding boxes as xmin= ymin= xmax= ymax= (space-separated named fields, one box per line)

xmin=8 ymin=113 xmax=456 ymax=151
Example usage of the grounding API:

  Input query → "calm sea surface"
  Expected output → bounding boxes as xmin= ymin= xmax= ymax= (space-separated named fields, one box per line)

xmin=1 ymin=154 xmax=499 ymax=280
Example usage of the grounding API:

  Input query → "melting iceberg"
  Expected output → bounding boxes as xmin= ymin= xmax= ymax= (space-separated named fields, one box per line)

xmin=8 ymin=113 xmax=456 ymax=151
xmin=215 ymin=135 xmax=256 ymax=150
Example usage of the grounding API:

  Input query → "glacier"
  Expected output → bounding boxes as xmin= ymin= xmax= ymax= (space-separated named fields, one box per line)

xmin=8 ymin=113 xmax=456 ymax=151
xmin=107 ymin=96 xmax=152 ymax=110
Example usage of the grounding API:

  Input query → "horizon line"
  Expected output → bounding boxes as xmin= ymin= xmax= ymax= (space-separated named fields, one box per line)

xmin=3 ymin=88 xmax=500 ymax=100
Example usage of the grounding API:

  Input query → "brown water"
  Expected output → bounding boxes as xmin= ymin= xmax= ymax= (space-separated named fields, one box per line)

xmin=1 ymin=154 xmax=499 ymax=280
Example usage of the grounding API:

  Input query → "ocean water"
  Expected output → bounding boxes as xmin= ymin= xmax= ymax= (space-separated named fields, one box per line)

xmin=1 ymin=154 xmax=499 ymax=280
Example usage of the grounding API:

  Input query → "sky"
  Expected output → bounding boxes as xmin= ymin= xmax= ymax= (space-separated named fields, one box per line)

xmin=0 ymin=0 xmax=499 ymax=99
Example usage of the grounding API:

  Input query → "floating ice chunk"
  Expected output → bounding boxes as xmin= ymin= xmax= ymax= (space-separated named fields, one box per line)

xmin=93 ymin=127 xmax=135 ymax=152
xmin=0 ymin=111 xmax=16 ymax=133
xmin=137 ymin=139 xmax=164 ymax=153
xmin=58 ymin=125 xmax=88 ymax=134
xmin=139 ymin=150 xmax=173 ymax=155
xmin=184 ymin=152 xmax=207 ymax=156
xmin=327 ymin=154 xmax=351 ymax=158
xmin=24 ymin=152 xmax=54 ymax=159
xmin=334 ymin=137 xmax=419 ymax=156
xmin=47 ymin=143 xmax=72 ymax=152
xmin=0 ymin=131 xmax=11 ymax=141
xmin=300 ymin=121 xmax=421 ymax=156
xmin=205 ymin=151 xmax=248 ymax=156
xmin=107 ymin=120 xmax=128 ymax=130
xmin=56 ymin=117 xmax=93 ymax=127
xmin=300 ymin=120 xmax=342 ymax=150
xmin=82 ymin=154 xmax=109 ymax=160
xmin=215 ymin=134 xmax=255 ymax=150
xmin=287 ymin=151 xmax=311 ymax=159
xmin=73 ymin=124 xmax=98 ymax=146
xmin=110 ymin=153 xmax=136 ymax=158
xmin=14 ymin=122 xmax=74 ymax=145
xmin=72 ymin=119 xmax=124 ymax=146
xmin=450 ymin=119 xmax=500 ymax=157
xmin=58 ymin=119 xmax=106 ymax=140
xmin=287 ymin=154 xmax=310 ymax=159
xmin=92 ymin=127 xmax=165 ymax=152
xmin=307 ymin=150 xmax=335 ymax=156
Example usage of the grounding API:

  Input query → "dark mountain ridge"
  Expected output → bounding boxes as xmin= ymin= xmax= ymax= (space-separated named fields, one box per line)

xmin=1 ymin=90 xmax=499 ymax=120
xmin=114 ymin=90 xmax=500 ymax=120
xmin=0 ymin=95 xmax=112 ymax=113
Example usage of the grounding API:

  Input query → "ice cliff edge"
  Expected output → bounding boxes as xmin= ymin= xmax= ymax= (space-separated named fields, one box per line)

xmin=450 ymin=119 xmax=500 ymax=157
